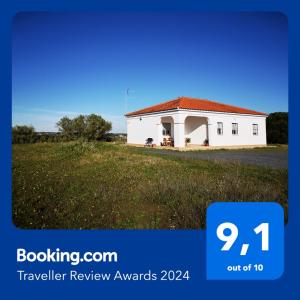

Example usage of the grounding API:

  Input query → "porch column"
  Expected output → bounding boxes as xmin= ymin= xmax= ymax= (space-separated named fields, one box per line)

xmin=174 ymin=122 xmax=185 ymax=148
xmin=156 ymin=121 xmax=163 ymax=146
xmin=207 ymin=118 xmax=212 ymax=146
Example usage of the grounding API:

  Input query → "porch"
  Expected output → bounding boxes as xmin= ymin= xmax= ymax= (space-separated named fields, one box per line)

xmin=157 ymin=115 xmax=210 ymax=148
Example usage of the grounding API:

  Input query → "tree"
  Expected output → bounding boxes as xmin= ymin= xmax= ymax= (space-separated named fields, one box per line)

xmin=73 ymin=115 xmax=86 ymax=138
xmin=84 ymin=114 xmax=112 ymax=141
xmin=266 ymin=112 xmax=288 ymax=144
xmin=56 ymin=116 xmax=73 ymax=139
xmin=12 ymin=125 xmax=36 ymax=144
xmin=56 ymin=114 xmax=112 ymax=141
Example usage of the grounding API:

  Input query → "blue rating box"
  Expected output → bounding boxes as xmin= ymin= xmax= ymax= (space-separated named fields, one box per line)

xmin=206 ymin=202 xmax=284 ymax=280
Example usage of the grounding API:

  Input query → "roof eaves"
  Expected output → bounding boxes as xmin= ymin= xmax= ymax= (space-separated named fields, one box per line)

xmin=125 ymin=107 xmax=179 ymax=117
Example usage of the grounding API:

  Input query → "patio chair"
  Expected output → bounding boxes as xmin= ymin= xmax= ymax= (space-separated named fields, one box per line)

xmin=166 ymin=137 xmax=172 ymax=146
xmin=145 ymin=138 xmax=153 ymax=147
xmin=171 ymin=138 xmax=174 ymax=147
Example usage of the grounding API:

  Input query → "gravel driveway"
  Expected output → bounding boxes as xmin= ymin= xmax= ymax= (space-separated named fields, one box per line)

xmin=140 ymin=148 xmax=288 ymax=169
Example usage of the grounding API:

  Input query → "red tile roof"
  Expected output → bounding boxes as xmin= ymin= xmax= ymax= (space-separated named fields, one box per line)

xmin=125 ymin=96 xmax=267 ymax=117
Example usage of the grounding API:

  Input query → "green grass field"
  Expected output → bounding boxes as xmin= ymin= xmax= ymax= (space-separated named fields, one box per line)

xmin=12 ymin=142 xmax=288 ymax=229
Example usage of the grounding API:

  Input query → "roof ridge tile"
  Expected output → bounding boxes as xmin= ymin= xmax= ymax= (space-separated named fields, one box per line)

xmin=125 ymin=96 xmax=267 ymax=116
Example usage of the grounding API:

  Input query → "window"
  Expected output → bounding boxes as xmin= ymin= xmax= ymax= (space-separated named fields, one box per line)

xmin=162 ymin=123 xmax=171 ymax=136
xmin=253 ymin=124 xmax=258 ymax=135
xmin=162 ymin=129 xmax=170 ymax=136
xmin=232 ymin=123 xmax=238 ymax=135
xmin=217 ymin=122 xmax=223 ymax=135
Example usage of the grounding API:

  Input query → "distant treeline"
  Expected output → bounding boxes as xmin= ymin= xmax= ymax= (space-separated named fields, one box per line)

xmin=12 ymin=114 xmax=126 ymax=144
xmin=266 ymin=112 xmax=288 ymax=144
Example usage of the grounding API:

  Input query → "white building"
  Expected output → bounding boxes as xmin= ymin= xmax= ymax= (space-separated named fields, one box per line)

xmin=125 ymin=96 xmax=268 ymax=148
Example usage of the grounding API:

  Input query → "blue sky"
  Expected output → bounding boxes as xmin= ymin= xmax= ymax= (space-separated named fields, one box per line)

xmin=12 ymin=12 xmax=288 ymax=132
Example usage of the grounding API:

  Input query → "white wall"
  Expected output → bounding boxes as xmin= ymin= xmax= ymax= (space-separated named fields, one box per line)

xmin=206 ymin=113 xmax=267 ymax=146
xmin=126 ymin=114 xmax=161 ymax=145
xmin=126 ymin=110 xmax=267 ymax=147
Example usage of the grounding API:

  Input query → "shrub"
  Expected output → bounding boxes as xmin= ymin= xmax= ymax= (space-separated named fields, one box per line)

xmin=12 ymin=125 xmax=36 ymax=144
xmin=57 ymin=114 xmax=112 ymax=141
xmin=267 ymin=112 xmax=288 ymax=144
